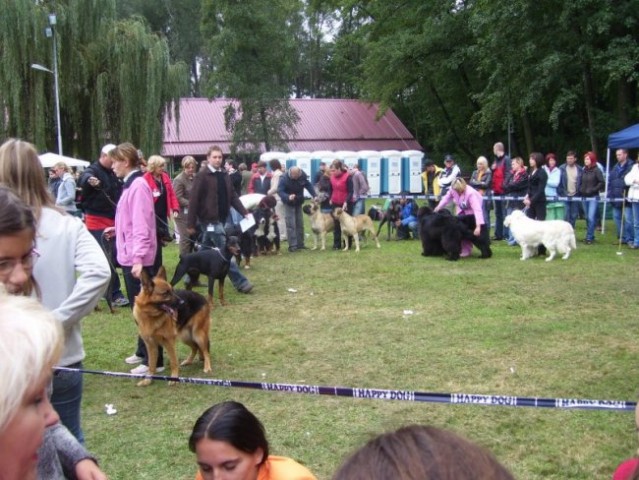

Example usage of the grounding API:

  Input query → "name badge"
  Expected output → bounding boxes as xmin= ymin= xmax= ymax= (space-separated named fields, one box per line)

xmin=183 ymin=208 xmax=188 ymax=214
xmin=206 ymin=224 xmax=216 ymax=232
xmin=153 ymin=191 xmax=161 ymax=198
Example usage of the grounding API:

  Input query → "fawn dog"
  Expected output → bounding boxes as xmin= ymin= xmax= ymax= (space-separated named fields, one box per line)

xmin=302 ymin=201 xmax=334 ymax=250
xmin=333 ymin=208 xmax=381 ymax=252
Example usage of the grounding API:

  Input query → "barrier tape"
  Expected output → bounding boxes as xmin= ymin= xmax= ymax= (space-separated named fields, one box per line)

xmin=56 ymin=367 xmax=635 ymax=412
xmin=369 ymin=193 xmax=626 ymax=202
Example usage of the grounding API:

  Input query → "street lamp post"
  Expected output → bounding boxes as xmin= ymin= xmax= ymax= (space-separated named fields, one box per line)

xmin=31 ymin=13 xmax=62 ymax=155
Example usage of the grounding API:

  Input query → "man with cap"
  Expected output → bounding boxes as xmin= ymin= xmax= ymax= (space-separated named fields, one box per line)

xmin=79 ymin=144 xmax=127 ymax=306
xmin=438 ymin=154 xmax=461 ymax=208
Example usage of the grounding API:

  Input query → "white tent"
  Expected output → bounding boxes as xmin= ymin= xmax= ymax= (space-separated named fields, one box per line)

xmin=39 ymin=152 xmax=90 ymax=169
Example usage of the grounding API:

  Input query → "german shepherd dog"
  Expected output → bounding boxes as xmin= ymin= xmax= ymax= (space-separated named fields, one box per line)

xmin=333 ymin=208 xmax=381 ymax=252
xmin=170 ymin=236 xmax=241 ymax=307
xmin=133 ymin=266 xmax=212 ymax=386
xmin=302 ymin=201 xmax=334 ymax=250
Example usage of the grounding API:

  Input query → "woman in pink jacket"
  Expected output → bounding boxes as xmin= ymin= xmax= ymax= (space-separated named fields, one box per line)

xmin=435 ymin=178 xmax=490 ymax=258
xmin=107 ymin=142 xmax=163 ymax=375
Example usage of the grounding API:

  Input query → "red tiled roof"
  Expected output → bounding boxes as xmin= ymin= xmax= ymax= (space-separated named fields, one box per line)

xmin=162 ymin=98 xmax=422 ymax=156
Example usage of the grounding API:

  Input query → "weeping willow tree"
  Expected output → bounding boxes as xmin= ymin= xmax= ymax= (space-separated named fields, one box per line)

xmin=0 ymin=0 xmax=188 ymax=159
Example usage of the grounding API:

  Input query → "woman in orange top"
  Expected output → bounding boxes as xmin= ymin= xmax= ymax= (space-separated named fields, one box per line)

xmin=191 ymin=401 xmax=317 ymax=480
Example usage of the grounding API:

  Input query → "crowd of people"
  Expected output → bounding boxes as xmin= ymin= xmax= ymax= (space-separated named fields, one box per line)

xmin=2 ymin=136 xmax=639 ymax=479
xmin=421 ymin=143 xmax=638 ymax=250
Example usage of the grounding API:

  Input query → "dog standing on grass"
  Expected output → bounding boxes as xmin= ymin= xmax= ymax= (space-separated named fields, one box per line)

xmin=302 ymin=201 xmax=334 ymax=250
xmin=504 ymin=209 xmax=576 ymax=261
xmin=133 ymin=266 xmax=212 ymax=386
xmin=333 ymin=208 xmax=381 ymax=252
xmin=170 ymin=236 xmax=241 ymax=306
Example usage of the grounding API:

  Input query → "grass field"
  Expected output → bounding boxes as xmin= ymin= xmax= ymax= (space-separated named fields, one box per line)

xmin=80 ymin=212 xmax=639 ymax=479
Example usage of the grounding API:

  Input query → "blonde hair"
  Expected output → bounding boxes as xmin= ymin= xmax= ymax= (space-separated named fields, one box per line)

xmin=0 ymin=138 xmax=56 ymax=218
xmin=146 ymin=155 xmax=166 ymax=174
xmin=452 ymin=177 xmax=467 ymax=193
xmin=181 ymin=156 xmax=197 ymax=169
xmin=0 ymin=289 xmax=62 ymax=431
xmin=52 ymin=161 xmax=71 ymax=173
xmin=476 ymin=156 xmax=489 ymax=169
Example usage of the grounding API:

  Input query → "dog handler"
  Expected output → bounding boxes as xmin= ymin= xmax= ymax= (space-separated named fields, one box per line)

xmin=434 ymin=178 xmax=490 ymax=258
xmin=190 ymin=401 xmax=317 ymax=480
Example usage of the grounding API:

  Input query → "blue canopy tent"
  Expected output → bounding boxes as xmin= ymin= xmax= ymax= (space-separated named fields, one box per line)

xmin=603 ymin=124 xmax=639 ymax=233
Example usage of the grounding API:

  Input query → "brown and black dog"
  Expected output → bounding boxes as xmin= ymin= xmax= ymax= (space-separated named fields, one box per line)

xmin=133 ymin=266 xmax=212 ymax=386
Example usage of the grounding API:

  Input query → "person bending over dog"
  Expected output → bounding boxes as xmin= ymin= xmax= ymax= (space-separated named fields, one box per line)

xmin=190 ymin=401 xmax=317 ymax=480
xmin=434 ymin=178 xmax=491 ymax=258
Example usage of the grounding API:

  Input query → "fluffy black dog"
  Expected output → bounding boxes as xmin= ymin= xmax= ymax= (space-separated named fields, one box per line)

xmin=417 ymin=207 xmax=491 ymax=261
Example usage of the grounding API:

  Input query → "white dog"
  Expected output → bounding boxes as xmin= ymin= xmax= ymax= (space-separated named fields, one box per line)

xmin=503 ymin=210 xmax=576 ymax=261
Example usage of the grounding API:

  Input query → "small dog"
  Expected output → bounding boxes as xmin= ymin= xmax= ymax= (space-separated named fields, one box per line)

xmin=133 ymin=266 xmax=212 ymax=386
xmin=254 ymin=207 xmax=280 ymax=255
xmin=302 ymin=201 xmax=334 ymax=250
xmin=170 ymin=236 xmax=241 ymax=306
xmin=504 ymin=210 xmax=576 ymax=261
xmin=333 ymin=208 xmax=381 ymax=252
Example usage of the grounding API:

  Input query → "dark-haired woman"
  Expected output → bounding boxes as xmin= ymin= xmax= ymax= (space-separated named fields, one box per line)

xmin=190 ymin=401 xmax=317 ymax=480
xmin=107 ymin=142 xmax=163 ymax=375
xmin=329 ymin=159 xmax=353 ymax=250
xmin=579 ymin=151 xmax=604 ymax=244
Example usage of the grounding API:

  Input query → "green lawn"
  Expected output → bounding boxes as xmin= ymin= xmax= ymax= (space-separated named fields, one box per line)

xmin=80 ymin=213 xmax=639 ymax=479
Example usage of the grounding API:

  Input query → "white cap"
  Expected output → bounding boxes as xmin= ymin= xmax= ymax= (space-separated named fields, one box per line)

xmin=101 ymin=143 xmax=116 ymax=156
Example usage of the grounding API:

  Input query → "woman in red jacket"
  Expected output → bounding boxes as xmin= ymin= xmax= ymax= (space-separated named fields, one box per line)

xmin=144 ymin=155 xmax=179 ymax=272
xmin=329 ymin=160 xmax=353 ymax=250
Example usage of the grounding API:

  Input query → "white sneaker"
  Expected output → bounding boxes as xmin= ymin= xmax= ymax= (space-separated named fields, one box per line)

xmin=130 ymin=364 xmax=165 ymax=375
xmin=125 ymin=354 xmax=143 ymax=365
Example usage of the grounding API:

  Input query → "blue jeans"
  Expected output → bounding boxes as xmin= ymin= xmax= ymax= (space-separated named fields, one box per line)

xmin=201 ymin=223 xmax=251 ymax=290
xmin=52 ymin=361 xmax=84 ymax=444
xmin=352 ymin=198 xmax=366 ymax=216
xmin=564 ymin=198 xmax=581 ymax=227
xmin=584 ymin=197 xmax=598 ymax=242
xmin=632 ymin=202 xmax=639 ymax=247
xmin=612 ymin=204 xmax=634 ymax=243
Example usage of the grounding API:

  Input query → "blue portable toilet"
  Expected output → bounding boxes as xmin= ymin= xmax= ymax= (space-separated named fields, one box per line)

xmin=401 ymin=150 xmax=424 ymax=193
xmin=286 ymin=151 xmax=313 ymax=197
xmin=260 ymin=151 xmax=287 ymax=171
xmin=380 ymin=150 xmax=402 ymax=194
xmin=358 ymin=150 xmax=382 ymax=197
xmin=310 ymin=150 xmax=335 ymax=182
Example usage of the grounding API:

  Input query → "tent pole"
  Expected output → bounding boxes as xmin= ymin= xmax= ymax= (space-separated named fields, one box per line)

xmin=602 ymin=149 xmax=610 ymax=234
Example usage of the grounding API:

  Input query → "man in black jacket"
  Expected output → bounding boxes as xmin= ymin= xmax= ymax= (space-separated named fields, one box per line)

xmin=79 ymin=144 xmax=128 ymax=306
xmin=278 ymin=166 xmax=316 ymax=252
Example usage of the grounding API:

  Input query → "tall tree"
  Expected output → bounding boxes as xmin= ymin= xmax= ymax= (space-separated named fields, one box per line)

xmin=0 ymin=0 xmax=189 ymax=159
xmin=200 ymin=0 xmax=301 ymax=153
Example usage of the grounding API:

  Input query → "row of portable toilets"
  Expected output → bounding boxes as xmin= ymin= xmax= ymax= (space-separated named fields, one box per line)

xmin=259 ymin=150 xmax=425 ymax=196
